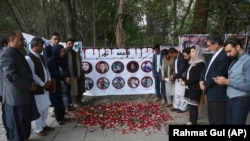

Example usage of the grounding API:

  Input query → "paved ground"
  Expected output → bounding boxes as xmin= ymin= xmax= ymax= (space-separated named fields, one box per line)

xmin=0 ymin=94 xmax=249 ymax=141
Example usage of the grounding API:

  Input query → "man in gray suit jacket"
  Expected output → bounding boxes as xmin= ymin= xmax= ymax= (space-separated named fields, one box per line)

xmin=0 ymin=34 xmax=9 ymax=140
xmin=0 ymin=31 xmax=38 ymax=141
xmin=213 ymin=38 xmax=250 ymax=124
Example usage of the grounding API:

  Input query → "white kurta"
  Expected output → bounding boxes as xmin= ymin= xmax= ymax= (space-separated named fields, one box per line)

xmin=172 ymin=57 xmax=187 ymax=111
xmin=25 ymin=51 xmax=51 ymax=111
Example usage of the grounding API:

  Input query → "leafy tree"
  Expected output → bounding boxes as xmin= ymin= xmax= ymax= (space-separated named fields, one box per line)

xmin=0 ymin=0 xmax=249 ymax=47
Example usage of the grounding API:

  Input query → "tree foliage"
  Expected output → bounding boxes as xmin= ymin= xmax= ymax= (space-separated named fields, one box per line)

xmin=0 ymin=0 xmax=249 ymax=47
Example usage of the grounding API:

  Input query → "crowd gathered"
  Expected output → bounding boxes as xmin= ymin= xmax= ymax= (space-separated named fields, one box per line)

xmin=0 ymin=31 xmax=85 ymax=141
xmin=152 ymin=34 xmax=250 ymax=126
xmin=0 ymin=31 xmax=250 ymax=141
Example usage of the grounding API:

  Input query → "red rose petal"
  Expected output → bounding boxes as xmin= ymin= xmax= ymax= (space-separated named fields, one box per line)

xmin=69 ymin=101 xmax=174 ymax=134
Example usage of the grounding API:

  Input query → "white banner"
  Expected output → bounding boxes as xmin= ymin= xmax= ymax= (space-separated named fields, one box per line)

xmin=82 ymin=48 xmax=155 ymax=96
xmin=22 ymin=32 xmax=82 ymax=52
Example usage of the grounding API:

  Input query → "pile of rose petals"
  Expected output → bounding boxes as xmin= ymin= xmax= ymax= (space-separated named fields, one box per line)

xmin=69 ymin=101 xmax=173 ymax=134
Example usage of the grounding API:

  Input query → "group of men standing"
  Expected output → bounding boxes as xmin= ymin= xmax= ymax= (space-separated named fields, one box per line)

xmin=1 ymin=31 xmax=250 ymax=140
xmin=152 ymin=34 xmax=250 ymax=125
xmin=0 ymin=31 xmax=85 ymax=141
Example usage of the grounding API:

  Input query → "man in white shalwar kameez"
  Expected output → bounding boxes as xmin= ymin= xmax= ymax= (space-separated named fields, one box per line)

xmin=25 ymin=37 xmax=54 ymax=136
xmin=169 ymin=48 xmax=188 ymax=113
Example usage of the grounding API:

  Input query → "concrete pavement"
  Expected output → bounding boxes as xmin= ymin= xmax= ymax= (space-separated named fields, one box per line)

xmin=0 ymin=95 xmax=249 ymax=141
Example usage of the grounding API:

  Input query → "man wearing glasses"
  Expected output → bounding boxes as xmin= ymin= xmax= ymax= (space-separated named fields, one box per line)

xmin=213 ymin=38 xmax=250 ymax=124
xmin=199 ymin=34 xmax=232 ymax=124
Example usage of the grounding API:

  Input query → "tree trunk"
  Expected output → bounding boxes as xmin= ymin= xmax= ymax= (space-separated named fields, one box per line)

xmin=178 ymin=0 xmax=193 ymax=34
xmin=115 ymin=0 xmax=125 ymax=48
xmin=93 ymin=0 xmax=96 ymax=48
xmin=219 ymin=0 xmax=233 ymax=35
xmin=161 ymin=1 xmax=167 ymax=43
xmin=61 ymin=0 xmax=75 ymax=39
xmin=189 ymin=0 xmax=209 ymax=34
xmin=41 ymin=0 xmax=49 ymax=38
xmin=145 ymin=1 xmax=154 ymax=44
xmin=5 ymin=0 xmax=25 ymax=31
xmin=172 ymin=0 xmax=178 ymax=43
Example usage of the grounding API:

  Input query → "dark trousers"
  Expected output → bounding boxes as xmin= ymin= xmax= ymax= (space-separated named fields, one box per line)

xmin=189 ymin=104 xmax=198 ymax=125
xmin=154 ymin=71 xmax=166 ymax=99
xmin=67 ymin=89 xmax=72 ymax=106
xmin=5 ymin=103 xmax=31 ymax=141
xmin=227 ymin=96 xmax=250 ymax=124
xmin=1 ymin=101 xmax=9 ymax=140
xmin=161 ymin=80 xmax=166 ymax=100
xmin=77 ymin=78 xmax=85 ymax=103
xmin=55 ymin=107 xmax=66 ymax=122
xmin=207 ymin=101 xmax=227 ymax=124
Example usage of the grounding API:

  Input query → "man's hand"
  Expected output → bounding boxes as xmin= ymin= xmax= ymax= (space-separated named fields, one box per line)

xmin=29 ymin=83 xmax=37 ymax=91
xmin=169 ymin=75 xmax=174 ymax=81
xmin=43 ymin=81 xmax=51 ymax=89
xmin=65 ymin=77 xmax=70 ymax=85
xmin=213 ymin=76 xmax=229 ymax=85
xmin=199 ymin=81 xmax=206 ymax=90
xmin=161 ymin=76 xmax=165 ymax=81
xmin=179 ymin=79 xmax=185 ymax=86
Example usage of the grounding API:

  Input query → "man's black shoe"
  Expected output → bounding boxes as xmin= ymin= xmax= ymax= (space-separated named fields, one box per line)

xmin=170 ymin=108 xmax=178 ymax=111
xmin=177 ymin=109 xmax=186 ymax=113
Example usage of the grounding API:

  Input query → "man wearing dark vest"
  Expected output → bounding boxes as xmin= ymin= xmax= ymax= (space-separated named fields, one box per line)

xmin=25 ymin=37 xmax=54 ymax=136
xmin=65 ymin=38 xmax=82 ymax=108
